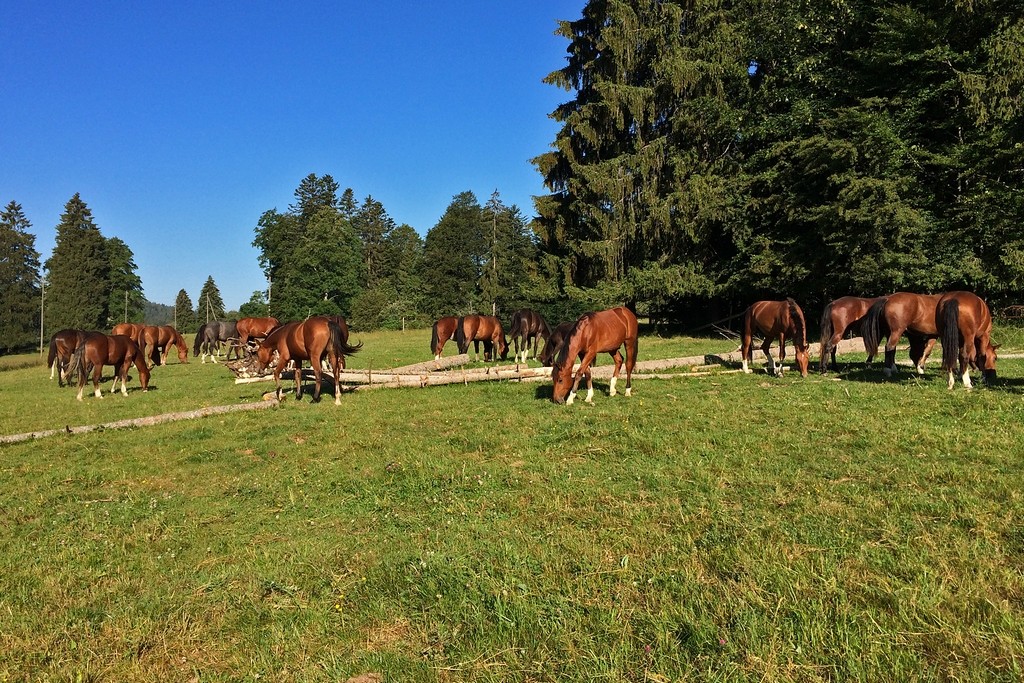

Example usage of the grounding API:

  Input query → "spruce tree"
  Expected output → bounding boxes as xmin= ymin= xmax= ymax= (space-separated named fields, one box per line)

xmin=105 ymin=237 xmax=145 ymax=326
xmin=44 ymin=194 xmax=110 ymax=331
xmin=0 ymin=201 xmax=41 ymax=352
xmin=197 ymin=276 xmax=226 ymax=322
xmin=420 ymin=192 xmax=487 ymax=317
xmin=174 ymin=289 xmax=196 ymax=332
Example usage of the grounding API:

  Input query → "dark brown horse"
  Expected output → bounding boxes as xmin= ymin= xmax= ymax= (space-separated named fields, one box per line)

xmin=430 ymin=316 xmax=459 ymax=361
xmin=237 ymin=316 xmax=280 ymax=349
xmin=741 ymin=299 xmax=810 ymax=377
xmin=456 ymin=315 xmax=509 ymax=362
xmin=551 ymin=307 xmax=638 ymax=405
xmin=538 ymin=321 xmax=574 ymax=367
xmin=68 ymin=332 xmax=150 ymax=401
xmin=47 ymin=328 xmax=87 ymax=386
xmin=508 ymin=309 xmax=551 ymax=363
xmin=142 ymin=325 xmax=189 ymax=366
xmin=111 ymin=322 xmax=145 ymax=346
xmin=254 ymin=316 xmax=361 ymax=405
xmin=818 ymin=296 xmax=884 ymax=373
xmin=938 ymin=291 xmax=997 ymax=390
xmin=861 ymin=293 xmax=941 ymax=377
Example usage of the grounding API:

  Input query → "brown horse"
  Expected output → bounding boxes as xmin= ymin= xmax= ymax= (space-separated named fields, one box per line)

xmin=430 ymin=316 xmax=459 ymax=361
xmin=47 ymin=328 xmax=87 ymax=386
xmin=861 ymin=293 xmax=941 ymax=377
xmin=508 ymin=309 xmax=551 ymax=363
xmin=551 ymin=307 xmax=638 ymax=405
xmin=254 ymin=316 xmax=361 ymax=405
xmin=741 ymin=299 xmax=810 ymax=377
xmin=237 ymin=316 xmax=280 ymax=349
xmin=456 ymin=315 xmax=509 ymax=362
xmin=539 ymin=321 xmax=574 ymax=367
xmin=937 ymin=291 xmax=997 ymax=390
xmin=818 ymin=296 xmax=884 ymax=373
xmin=142 ymin=325 xmax=189 ymax=366
xmin=111 ymin=322 xmax=145 ymax=346
xmin=67 ymin=332 xmax=150 ymax=401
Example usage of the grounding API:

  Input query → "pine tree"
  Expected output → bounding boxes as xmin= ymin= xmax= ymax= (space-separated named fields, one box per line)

xmin=197 ymin=276 xmax=226 ymax=323
xmin=44 ymin=194 xmax=110 ymax=331
xmin=239 ymin=290 xmax=270 ymax=318
xmin=420 ymin=192 xmax=487 ymax=317
xmin=0 ymin=201 xmax=41 ymax=352
xmin=174 ymin=289 xmax=196 ymax=332
xmin=354 ymin=196 xmax=397 ymax=289
xmin=105 ymin=237 xmax=145 ymax=327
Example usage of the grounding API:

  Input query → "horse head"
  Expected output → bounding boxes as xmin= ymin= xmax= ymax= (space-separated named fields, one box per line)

xmin=981 ymin=340 xmax=998 ymax=382
xmin=550 ymin=361 xmax=573 ymax=404
xmin=254 ymin=344 xmax=275 ymax=373
xmin=498 ymin=335 xmax=509 ymax=361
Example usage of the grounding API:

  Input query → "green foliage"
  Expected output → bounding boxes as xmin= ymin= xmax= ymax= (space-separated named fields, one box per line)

xmin=174 ymin=289 xmax=196 ymax=332
xmin=197 ymin=275 xmax=226 ymax=323
xmin=239 ymin=290 xmax=270 ymax=318
xmin=419 ymin=191 xmax=488 ymax=317
xmin=43 ymin=194 xmax=110 ymax=332
xmin=0 ymin=201 xmax=41 ymax=352
xmin=104 ymin=237 xmax=145 ymax=327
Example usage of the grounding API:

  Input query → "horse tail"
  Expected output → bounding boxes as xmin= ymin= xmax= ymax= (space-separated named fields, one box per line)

xmin=787 ymin=298 xmax=806 ymax=347
xmin=330 ymin=319 xmax=363 ymax=357
xmin=940 ymin=298 xmax=960 ymax=374
xmin=68 ymin=342 xmax=88 ymax=388
xmin=818 ymin=302 xmax=834 ymax=372
xmin=194 ymin=323 xmax=207 ymax=356
xmin=455 ymin=316 xmax=467 ymax=354
xmin=741 ymin=305 xmax=754 ymax=360
xmin=861 ymin=297 xmax=888 ymax=357
xmin=47 ymin=335 xmax=58 ymax=371
xmin=508 ymin=311 xmax=523 ymax=342
xmin=430 ymin=320 xmax=440 ymax=355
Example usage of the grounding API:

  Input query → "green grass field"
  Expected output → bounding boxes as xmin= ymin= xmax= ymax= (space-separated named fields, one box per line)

xmin=1 ymin=327 xmax=1023 ymax=681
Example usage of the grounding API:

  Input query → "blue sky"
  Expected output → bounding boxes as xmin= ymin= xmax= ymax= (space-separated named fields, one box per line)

xmin=1 ymin=2 xmax=585 ymax=310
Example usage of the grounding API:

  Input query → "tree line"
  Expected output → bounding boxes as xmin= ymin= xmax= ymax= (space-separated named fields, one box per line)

xmin=533 ymin=0 xmax=1024 ymax=322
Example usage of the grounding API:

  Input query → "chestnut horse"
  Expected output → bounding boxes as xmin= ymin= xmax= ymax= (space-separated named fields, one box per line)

xmin=551 ymin=307 xmax=638 ymax=405
xmin=861 ymin=293 xmax=941 ymax=377
xmin=237 ymin=316 xmax=280 ymax=349
xmin=430 ymin=316 xmax=459 ymax=361
xmin=938 ymin=291 xmax=997 ymax=390
xmin=456 ymin=315 xmax=509 ymax=362
xmin=67 ymin=332 xmax=150 ymax=401
xmin=111 ymin=322 xmax=145 ymax=346
xmin=47 ymin=328 xmax=87 ymax=386
xmin=818 ymin=296 xmax=884 ymax=373
xmin=538 ymin=321 xmax=574 ymax=367
xmin=741 ymin=299 xmax=810 ymax=377
xmin=254 ymin=316 xmax=361 ymax=405
xmin=142 ymin=325 xmax=189 ymax=366
xmin=508 ymin=309 xmax=551 ymax=363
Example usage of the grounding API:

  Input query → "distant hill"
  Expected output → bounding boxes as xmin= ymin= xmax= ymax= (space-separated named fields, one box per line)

xmin=143 ymin=300 xmax=175 ymax=326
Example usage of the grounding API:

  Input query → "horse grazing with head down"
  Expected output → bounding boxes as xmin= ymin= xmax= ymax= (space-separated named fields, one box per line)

xmin=538 ymin=321 xmax=574 ymax=367
xmin=194 ymin=320 xmax=240 ymax=363
xmin=456 ymin=315 xmax=509 ymax=362
xmin=861 ymin=293 xmax=941 ymax=377
xmin=937 ymin=291 xmax=997 ymax=390
xmin=551 ymin=307 xmax=638 ymax=405
xmin=47 ymin=328 xmax=88 ymax=386
xmin=67 ymin=332 xmax=150 ymax=401
xmin=142 ymin=325 xmax=189 ymax=366
xmin=741 ymin=299 xmax=810 ymax=377
xmin=254 ymin=316 xmax=361 ymax=405
xmin=430 ymin=316 xmax=460 ymax=361
xmin=237 ymin=316 xmax=280 ymax=350
xmin=818 ymin=296 xmax=884 ymax=373
xmin=508 ymin=309 xmax=551 ymax=363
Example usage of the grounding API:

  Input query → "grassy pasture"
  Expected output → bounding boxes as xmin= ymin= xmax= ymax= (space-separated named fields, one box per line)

xmin=1 ymin=326 xmax=1024 ymax=681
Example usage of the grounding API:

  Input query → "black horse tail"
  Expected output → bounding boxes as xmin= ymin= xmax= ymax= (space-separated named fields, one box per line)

xmin=455 ymin=316 xmax=467 ymax=354
xmin=508 ymin=311 xmax=523 ymax=342
xmin=818 ymin=302 xmax=834 ymax=372
xmin=47 ymin=335 xmax=58 ymax=371
xmin=787 ymin=298 xmax=806 ymax=348
xmin=194 ymin=323 xmax=207 ymax=356
xmin=861 ymin=297 xmax=888 ymax=358
xmin=940 ymin=299 xmax=960 ymax=374
xmin=430 ymin=321 xmax=438 ymax=355
xmin=67 ymin=343 xmax=88 ymax=389
xmin=329 ymin=319 xmax=363 ymax=359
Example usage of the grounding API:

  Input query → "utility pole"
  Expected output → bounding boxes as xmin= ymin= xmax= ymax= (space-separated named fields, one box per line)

xmin=124 ymin=289 xmax=128 ymax=323
xmin=38 ymin=272 xmax=45 ymax=355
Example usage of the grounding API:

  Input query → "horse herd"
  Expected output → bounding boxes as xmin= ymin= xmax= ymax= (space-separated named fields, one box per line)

xmin=44 ymin=289 xmax=997 ymax=406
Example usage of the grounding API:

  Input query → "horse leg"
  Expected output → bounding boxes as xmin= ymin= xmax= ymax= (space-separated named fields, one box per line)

xmin=274 ymin=366 xmax=284 ymax=401
xmin=567 ymin=351 xmax=597 ymax=405
xmin=777 ymin=334 xmax=787 ymax=376
xmin=920 ymin=338 xmax=937 ymax=374
xmin=883 ymin=327 xmax=904 ymax=377
xmin=760 ymin=337 xmax=776 ymax=375
xmin=118 ymin=361 xmax=130 ymax=396
xmin=92 ymin=364 xmax=104 ymax=399
xmin=608 ymin=350 xmax=624 ymax=397
xmin=294 ymin=359 xmax=304 ymax=400
xmin=741 ymin=333 xmax=753 ymax=374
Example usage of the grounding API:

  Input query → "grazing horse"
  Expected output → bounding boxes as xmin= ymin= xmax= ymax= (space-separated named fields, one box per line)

xmin=818 ymin=296 xmax=884 ymax=373
xmin=237 ymin=316 xmax=280 ymax=349
xmin=67 ymin=332 xmax=150 ymax=401
xmin=551 ymin=307 xmax=638 ymax=405
xmin=142 ymin=325 xmax=189 ymax=366
xmin=254 ymin=316 xmax=361 ymax=405
xmin=430 ymin=316 xmax=460 ymax=361
xmin=111 ymin=322 xmax=145 ymax=346
xmin=47 ymin=329 xmax=87 ymax=386
xmin=508 ymin=309 xmax=551 ymax=363
xmin=456 ymin=315 xmax=509 ymax=362
xmin=861 ymin=293 xmax=941 ymax=377
xmin=194 ymin=320 xmax=240 ymax=363
xmin=937 ymin=291 xmax=997 ymax=390
xmin=538 ymin=321 xmax=574 ymax=367
xmin=741 ymin=299 xmax=810 ymax=377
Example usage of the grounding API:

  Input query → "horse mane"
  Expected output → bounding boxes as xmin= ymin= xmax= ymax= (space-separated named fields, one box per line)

xmin=554 ymin=314 xmax=592 ymax=367
xmin=786 ymin=298 xmax=806 ymax=348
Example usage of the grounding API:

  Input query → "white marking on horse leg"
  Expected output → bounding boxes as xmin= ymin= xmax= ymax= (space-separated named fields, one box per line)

xmin=916 ymin=363 xmax=925 ymax=375
xmin=584 ymin=387 xmax=594 ymax=404
xmin=434 ymin=354 xmax=440 ymax=361
xmin=947 ymin=371 xmax=955 ymax=390
xmin=625 ymin=386 xmax=632 ymax=397
xmin=566 ymin=391 xmax=576 ymax=405
xmin=121 ymin=381 xmax=128 ymax=396
xmin=609 ymin=376 xmax=617 ymax=397
xmin=742 ymin=359 xmax=751 ymax=374
xmin=962 ymin=370 xmax=973 ymax=390
xmin=76 ymin=388 xmax=84 ymax=401
xmin=50 ymin=363 xmax=56 ymax=380
xmin=95 ymin=388 xmax=103 ymax=399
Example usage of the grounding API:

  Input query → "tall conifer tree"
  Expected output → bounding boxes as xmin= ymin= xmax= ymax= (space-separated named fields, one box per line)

xmin=0 ymin=201 xmax=41 ymax=352
xmin=44 ymin=194 xmax=109 ymax=331
xmin=174 ymin=289 xmax=196 ymax=332
xmin=197 ymin=276 xmax=226 ymax=322
xmin=105 ymin=236 xmax=145 ymax=326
